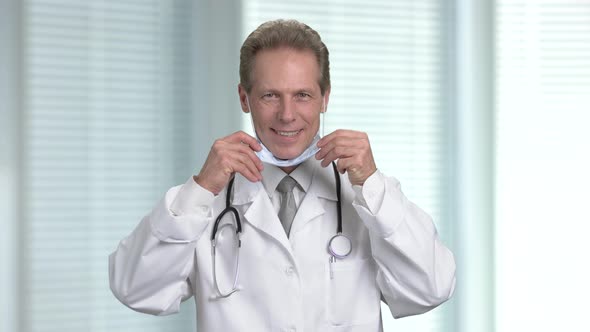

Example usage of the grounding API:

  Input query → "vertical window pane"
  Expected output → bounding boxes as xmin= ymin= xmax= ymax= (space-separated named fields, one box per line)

xmin=23 ymin=0 xmax=194 ymax=330
xmin=495 ymin=1 xmax=590 ymax=331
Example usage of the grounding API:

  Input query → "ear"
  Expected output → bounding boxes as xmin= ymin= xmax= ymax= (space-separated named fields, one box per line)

xmin=238 ymin=84 xmax=250 ymax=113
xmin=321 ymin=86 xmax=331 ymax=113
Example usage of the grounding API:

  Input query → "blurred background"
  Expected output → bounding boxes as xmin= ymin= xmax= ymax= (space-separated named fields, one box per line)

xmin=1 ymin=0 xmax=589 ymax=331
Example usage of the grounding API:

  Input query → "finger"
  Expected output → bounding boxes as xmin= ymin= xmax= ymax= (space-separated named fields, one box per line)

xmin=233 ymin=162 xmax=261 ymax=183
xmin=225 ymin=131 xmax=262 ymax=151
xmin=338 ymin=156 xmax=377 ymax=185
xmin=318 ymin=129 xmax=367 ymax=147
xmin=336 ymin=157 xmax=355 ymax=174
xmin=321 ymin=156 xmax=337 ymax=168
xmin=234 ymin=143 xmax=264 ymax=171
xmin=320 ymin=146 xmax=360 ymax=168
xmin=233 ymin=151 xmax=262 ymax=181
xmin=316 ymin=135 xmax=365 ymax=160
xmin=316 ymin=137 xmax=364 ymax=160
xmin=219 ymin=134 xmax=263 ymax=171
xmin=218 ymin=143 xmax=261 ymax=180
xmin=230 ymin=152 xmax=263 ymax=182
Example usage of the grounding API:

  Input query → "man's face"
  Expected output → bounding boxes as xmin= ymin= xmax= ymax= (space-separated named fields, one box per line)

xmin=239 ymin=47 xmax=330 ymax=160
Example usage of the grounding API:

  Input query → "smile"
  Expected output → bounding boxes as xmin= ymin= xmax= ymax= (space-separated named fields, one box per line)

xmin=273 ymin=129 xmax=302 ymax=137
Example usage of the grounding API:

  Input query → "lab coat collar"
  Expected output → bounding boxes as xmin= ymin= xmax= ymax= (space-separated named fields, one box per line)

xmin=231 ymin=158 xmax=339 ymax=256
xmin=304 ymin=158 xmax=339 ymax=202
xmin=232 ymin=158 xmax=338 ymax=205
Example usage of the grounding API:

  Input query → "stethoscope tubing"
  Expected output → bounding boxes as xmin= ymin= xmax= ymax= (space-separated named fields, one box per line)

xmin=212 ymin=161 xmax=343 ymax=239
xmin=210 ymin=161 xmax=350 ymax=297
xmin=332 ymin=162 xmax=343 ymax=234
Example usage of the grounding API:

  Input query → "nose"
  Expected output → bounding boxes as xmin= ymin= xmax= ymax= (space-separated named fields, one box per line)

xmin=278 ymin=99 xmax=296 ymax=123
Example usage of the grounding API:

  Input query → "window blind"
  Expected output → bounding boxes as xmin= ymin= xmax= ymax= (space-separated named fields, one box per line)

xmin=241 ymin=1 xmax=451 ymax=331
xmin=23 ymin=0 xmax=195 ymax=331
xmin=495 ymin=1 xmax=590 ymax=331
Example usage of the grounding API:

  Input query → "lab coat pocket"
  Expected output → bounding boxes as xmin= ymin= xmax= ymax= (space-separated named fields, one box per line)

xmin=326 ymin=257 xmax=380 ymax=326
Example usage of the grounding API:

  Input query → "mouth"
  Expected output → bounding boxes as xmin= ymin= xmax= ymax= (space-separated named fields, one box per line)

xmin=272 ymin=129 xmax=303 ymax=137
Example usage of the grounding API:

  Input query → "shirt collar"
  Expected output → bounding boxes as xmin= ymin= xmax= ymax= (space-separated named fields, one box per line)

xmin=233 ymin=157 xmax=338 ymax=204
xmin=260 ymin=157 xmax=316 ymax=198
xmin=260 ymin=162 xmax=286 ymax=198
xmin=290 ymin=159 xmax=314 ymax=193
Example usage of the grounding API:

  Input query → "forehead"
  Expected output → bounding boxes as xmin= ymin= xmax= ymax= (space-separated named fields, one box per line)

xmin=251 ymin=47 xmax=321 ymax=91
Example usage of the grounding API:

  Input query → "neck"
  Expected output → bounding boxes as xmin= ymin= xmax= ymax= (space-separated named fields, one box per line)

xmin=279 ymin=165 xmax=298 ymax=174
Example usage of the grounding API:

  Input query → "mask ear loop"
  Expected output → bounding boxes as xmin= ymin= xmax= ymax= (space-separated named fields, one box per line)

xmin=245 ymin=94 xmax=252 ymax=113
xmin=245 ymin=95 xmax=259 ymax=139
xmin=321 ymin=97 xmax=327 ymax=137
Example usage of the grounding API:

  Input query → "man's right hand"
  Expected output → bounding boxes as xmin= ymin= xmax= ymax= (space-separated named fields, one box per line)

xmin=195 ymin=131 xmax=264 ymax=195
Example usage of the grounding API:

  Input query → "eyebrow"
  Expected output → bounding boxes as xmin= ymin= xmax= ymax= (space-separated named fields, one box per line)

xmin=259 ymin=87 xmax=317 ymax=95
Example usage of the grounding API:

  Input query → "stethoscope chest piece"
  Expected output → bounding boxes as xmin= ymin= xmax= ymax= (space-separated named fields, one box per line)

xmin=328 ymin=233 xmax=352 ymax=259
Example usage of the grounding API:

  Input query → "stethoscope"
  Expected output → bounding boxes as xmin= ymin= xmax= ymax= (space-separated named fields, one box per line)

xmin=210 ymin=161 xmax=352 ymax=298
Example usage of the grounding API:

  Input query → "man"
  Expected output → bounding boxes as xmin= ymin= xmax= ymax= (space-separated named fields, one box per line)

xmin=109 ymin=19 xmax=456 ymax=332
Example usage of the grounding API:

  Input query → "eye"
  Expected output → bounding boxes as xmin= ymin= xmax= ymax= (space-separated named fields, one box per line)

xmin=296 ymin=92 xmax=311 ymax=99
xmin=262 ymin=92 xmax=278 ymax=99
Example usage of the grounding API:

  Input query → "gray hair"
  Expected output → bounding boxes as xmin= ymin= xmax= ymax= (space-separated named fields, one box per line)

xmin=239 ymin=19 xmax=331 ymax=95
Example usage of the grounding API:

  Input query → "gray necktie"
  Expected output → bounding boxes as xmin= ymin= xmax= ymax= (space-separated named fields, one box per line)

xmin=276 ymin=176 xmax=298 ymax=237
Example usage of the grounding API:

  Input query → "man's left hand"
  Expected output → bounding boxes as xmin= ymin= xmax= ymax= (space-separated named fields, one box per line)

xmin=316 ymin=129 xmax=377 ymax=186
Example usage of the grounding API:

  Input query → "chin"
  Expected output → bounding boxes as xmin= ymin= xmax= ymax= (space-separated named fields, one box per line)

xmin=269 ymin=146 xmax=305 ymax=160
xmin=272 ymin=151 xmax=301 ymax=160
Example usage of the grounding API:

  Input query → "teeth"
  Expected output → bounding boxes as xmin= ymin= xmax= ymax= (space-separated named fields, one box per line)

xmin=276 ymin=130 xmax=299 ymax=137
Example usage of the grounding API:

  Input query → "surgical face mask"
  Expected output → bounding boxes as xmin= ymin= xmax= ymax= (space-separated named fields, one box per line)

xmin=246 ymin=95 xmax=326 ymax=167
xmin=256 ymin=133 xmax=321 ymax=167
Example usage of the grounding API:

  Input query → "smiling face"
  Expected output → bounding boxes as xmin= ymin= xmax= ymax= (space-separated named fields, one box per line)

xmin=239 ymin=47 xmax=330 ymax=160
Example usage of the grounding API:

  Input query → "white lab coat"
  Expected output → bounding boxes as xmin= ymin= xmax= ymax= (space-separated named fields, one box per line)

xmin=109 ymin=159 xmax=456 ymax=332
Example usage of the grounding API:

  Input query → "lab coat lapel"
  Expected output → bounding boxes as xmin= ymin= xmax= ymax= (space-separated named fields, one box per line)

xmin=232 ymin=175 xmax=294 ymax=259
xmin=288 ymin=192 xmax=324 ymax=235
xmin=290 ymin=160 xmax=338 ymax=235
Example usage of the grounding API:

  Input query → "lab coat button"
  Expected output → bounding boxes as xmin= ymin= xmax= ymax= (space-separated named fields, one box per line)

xmin=285 ymin=267 xmax=294 ymax=276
